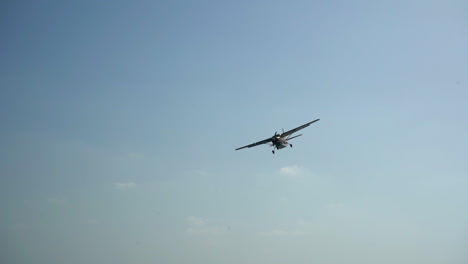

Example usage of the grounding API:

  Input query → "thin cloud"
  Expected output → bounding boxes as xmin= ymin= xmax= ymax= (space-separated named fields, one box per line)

xmin=127 ymin=152 xmax=138 ymax=159
xmin=114 ymin=182 xmax=137 ymax=190
xmin=327 ymin=203 xmax=345 ymax=210
xmin=47 ymin=197 xmax=67 ymax=205
xmin=194 ymin=170 xmax=208 ymax=176
xmin=278 ymin=165 xmax=305 ymax=176
xmin=260 ymin=229 xmax=306 ymax=236
xmin=87 ymin=218 xmax=98 ymax=224
xmin=14 ymin=223 xmax=28 ymax=232
xmin=260 ymin=230 xmax=290 ymax=236
xmin=186 ymin=216 xmax=226 ymax=235
xmin=187 ymin=216 xmax=205 ymax=227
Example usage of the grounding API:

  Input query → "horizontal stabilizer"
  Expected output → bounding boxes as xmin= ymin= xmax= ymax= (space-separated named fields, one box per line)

xmin=287 ymin=134 xmax=302 ymax=140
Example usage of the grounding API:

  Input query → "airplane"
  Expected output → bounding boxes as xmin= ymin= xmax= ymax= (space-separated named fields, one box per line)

xmin=235 ymin=119 xmax=320 ymax=154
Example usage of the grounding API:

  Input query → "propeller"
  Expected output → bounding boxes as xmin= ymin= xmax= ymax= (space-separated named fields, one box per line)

xmin=272 ymin=131 xmax=280 ymax=141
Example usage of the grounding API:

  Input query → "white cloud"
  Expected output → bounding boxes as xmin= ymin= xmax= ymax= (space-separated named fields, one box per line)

xmin=114 ymin=182 xmax=136 ymax=189
xmin=278 ymin=165 xmax=305 ymax=176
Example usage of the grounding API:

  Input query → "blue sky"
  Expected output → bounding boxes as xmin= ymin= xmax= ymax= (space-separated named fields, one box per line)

xmin=1 ymin=1 xmax=467 ymax=263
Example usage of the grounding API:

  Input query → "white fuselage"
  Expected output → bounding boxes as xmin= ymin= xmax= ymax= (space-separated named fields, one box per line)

xmin=272 ymin=136 xmax=289 ymax=149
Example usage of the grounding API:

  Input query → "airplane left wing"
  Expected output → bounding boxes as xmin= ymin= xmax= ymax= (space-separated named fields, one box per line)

xmin=281 ymin=119 xmax=320 ymax=137
xmin=235 ymin=138 xmax=272 ymax=150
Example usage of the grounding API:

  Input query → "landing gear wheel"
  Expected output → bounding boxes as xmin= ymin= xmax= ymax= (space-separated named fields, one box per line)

xmin=272 ymin=150 xmax=275 ymax=154
xmin=290 ymin=144 xmax=293 ymax=148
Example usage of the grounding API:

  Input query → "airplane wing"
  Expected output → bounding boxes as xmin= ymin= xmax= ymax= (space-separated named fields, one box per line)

xmin=281 ymin=119 xmax=320 ymax=137
xmin=235 ymin=138 xmax=272 ymax=150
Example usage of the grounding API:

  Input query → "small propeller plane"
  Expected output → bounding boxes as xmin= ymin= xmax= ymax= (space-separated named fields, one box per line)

xmin=235 ymin=119 xmax=320 ymax=154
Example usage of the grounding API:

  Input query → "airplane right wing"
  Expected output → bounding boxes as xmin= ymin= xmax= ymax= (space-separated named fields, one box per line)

xmin=235 ymin=138 xmax=272 ymax=150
